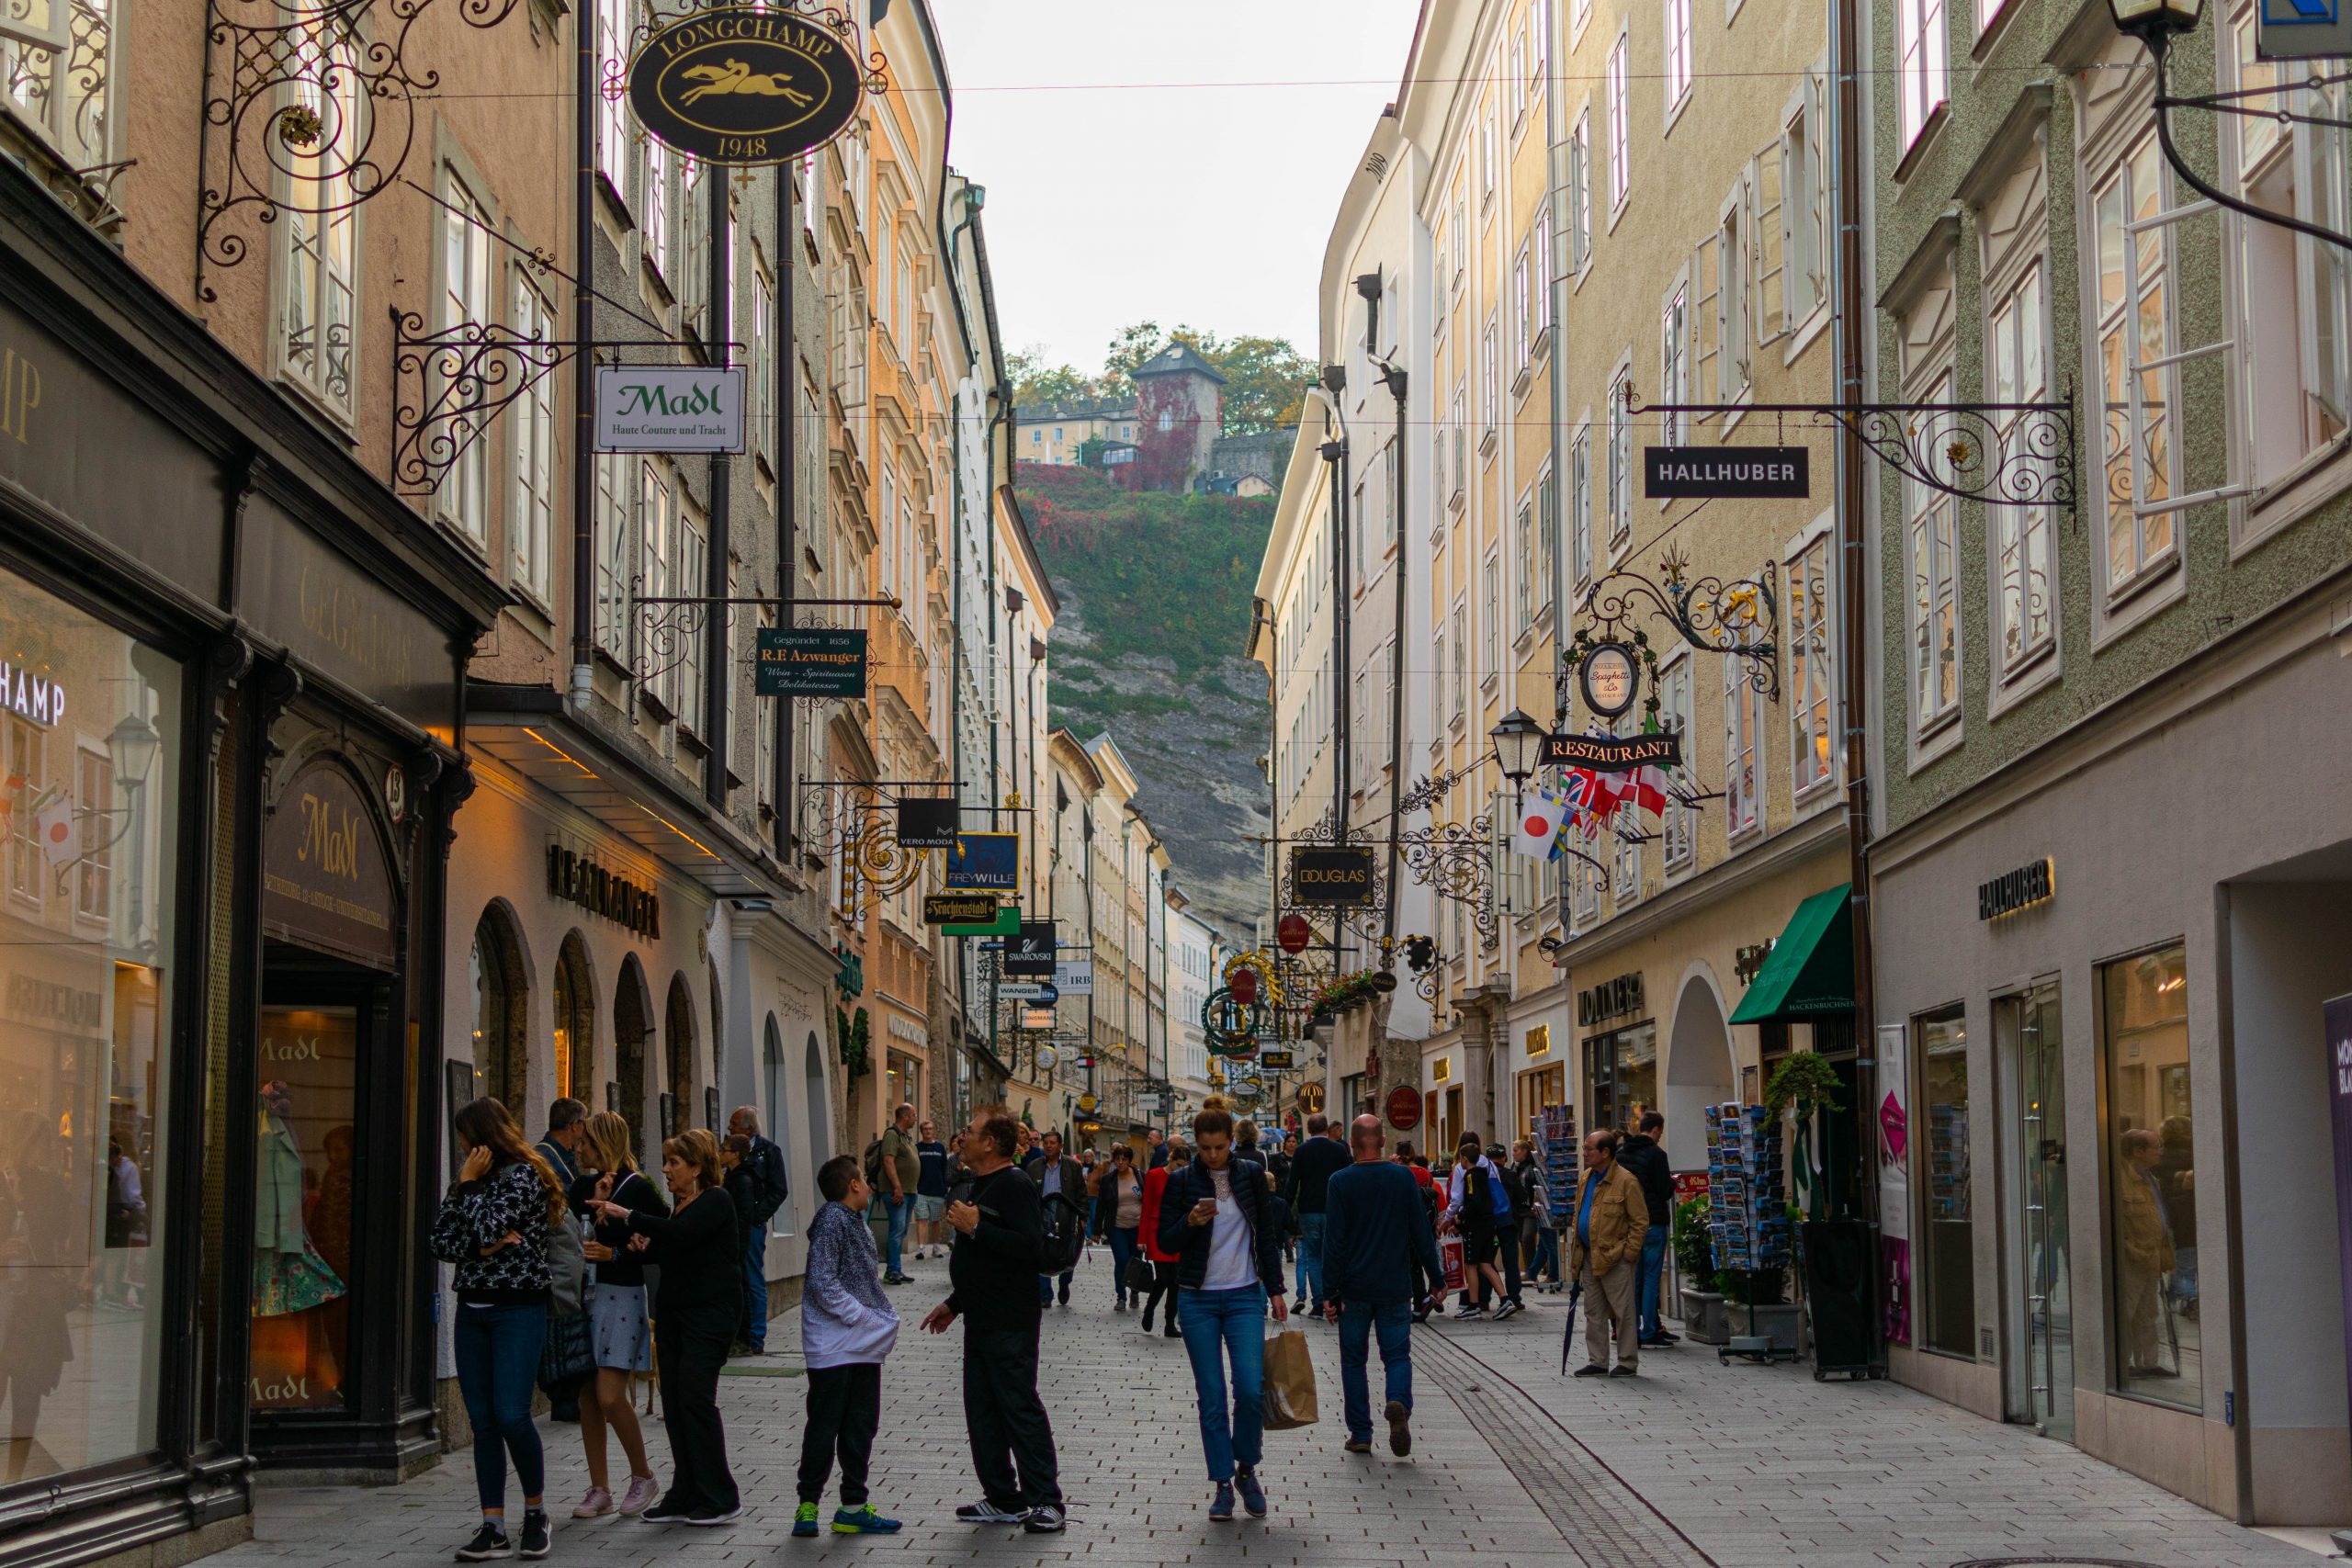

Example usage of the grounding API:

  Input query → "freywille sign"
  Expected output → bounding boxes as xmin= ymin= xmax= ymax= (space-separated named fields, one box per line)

xmin=1644 ymin=446 xmax=1811 ymax=499
xmin=923 ymin=892 xmax=998 ymax=926
xmin=1976 ymin=857 xmax=2054 ymax=920
xmin=628 ymin=7 xmax=863 ymax=165
xmin=594 ymin=367 xmax=745 ymax=453
xmin=1291 ymin=846 xmax=1375 ymax=906
xmin=757 ymin=626 xmax=866 ymax=696
xmin=944 ymin=831 xmax=1019 ymax=892
xmin=1540 ymin=731 xmax=1682 ymax=773
xmin=548 ymin=845 xmax=662 ymax=939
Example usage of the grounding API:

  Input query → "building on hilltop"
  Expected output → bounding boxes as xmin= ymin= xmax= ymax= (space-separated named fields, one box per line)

xmin=1018 ymin=339 xmax=1277 ymax=496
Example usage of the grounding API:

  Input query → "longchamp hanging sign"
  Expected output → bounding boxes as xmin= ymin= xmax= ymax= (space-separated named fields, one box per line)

xmin=628 ymin=7 xmax=864 ymax=166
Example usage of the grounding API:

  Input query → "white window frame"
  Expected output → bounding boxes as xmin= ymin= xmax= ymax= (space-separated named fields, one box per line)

xmin=1606 ymin=31 xmax=1632 ymax=219
xmin=511 ymin=273 xmax=555 ymax=604
xmin=1987 ymin=258 xmax=2057 ymax=680
xmin=1785 ymin=524 xmax=1836 ymax=800
xmin=1570 ymin=423 xmax=1593 ymax=593
xmin=1606 ymin=363 xmax=1634 ymax=553
xmin=1723 ymin=648 xmax=1764 ymax=842
xmin=1753 ymin=132 xmax=1788 ymax=344
xmin=271 ymin=25 xmax=363 ymax=427
xmin=1568 ymin=109 xmax=1593 ymax=276
xmin=435 ymin=168 xmax=493 ymax=547
xmin=1664 ymin=0 xmax=1693 ymax=122
xmin=594 ymin=453 xmax=629 ymax=657
xmin=1718 ymin=179 xmax=1752 ymax=399
xmin=1660 ymin=653 xmax=1694 ymax=871
xmin=1514 ymin=486 xmax=1537 ymax=637
xmin=1897 ymin=0 xmax=1948 ymax=152
xmin=1481 ymin=314 xmax=1499 ymax=441
xmin=1481 ymin=550 xmax=1501 ymax=690
xmin=0 ymin=0 xmax=116 ymax=171
xmin=1451 ymin=600 xmax=1468 ymax=721
xmin=640 ymin=459 xmax=675 ymax=711
xmin=677 ymin=502 xmax=709 ymax=735
xmin=1905 ymin=375 xmax=1962 ymax=737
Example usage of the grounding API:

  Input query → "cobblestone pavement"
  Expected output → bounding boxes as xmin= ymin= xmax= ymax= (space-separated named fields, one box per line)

xmin=215 ymin=1260 xmax=2324 ymax=1568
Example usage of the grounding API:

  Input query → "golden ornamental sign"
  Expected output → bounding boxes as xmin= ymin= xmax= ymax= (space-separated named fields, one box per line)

xmin=628 ymin=7 xmax=863 ymax=166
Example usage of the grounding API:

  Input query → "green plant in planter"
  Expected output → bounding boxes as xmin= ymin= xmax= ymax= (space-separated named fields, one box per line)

xmin=1672 ymin=1194 xmax=1715 ymax=1288
xmin=1717 ymin=1266 xmax=1790 ymax=1307
xmin=1762 ymin=1050 xmax=1845 ymax=1117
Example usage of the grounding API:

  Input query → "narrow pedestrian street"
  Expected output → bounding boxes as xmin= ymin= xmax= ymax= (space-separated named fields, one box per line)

xmin=218 ymin=1267 xmax=2314 ymax=1568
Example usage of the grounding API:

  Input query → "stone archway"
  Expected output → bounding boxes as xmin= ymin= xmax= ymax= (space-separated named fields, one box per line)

xmin=664 ymin=972 xmax=696 ymax=1137
xmin=615 ymin=954 xmax=654 ymax=1164
xmin=804 ymin=1030 xmax=831 ymax=1169
xmin=552 ymin=931 xmax=596 ymax=1106
xmin=469 ymin=904 xmax=530 ymax=1119
xmin=1665 ymin=972 xmax=1736 ymax=1173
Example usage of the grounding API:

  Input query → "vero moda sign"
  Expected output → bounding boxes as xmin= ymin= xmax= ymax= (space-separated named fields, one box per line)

xmin=595 ymin=366 xmax=747 ymax=453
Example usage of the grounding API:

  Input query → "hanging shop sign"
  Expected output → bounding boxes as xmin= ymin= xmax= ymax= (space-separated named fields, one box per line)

xmin=1385 ymin=1085 xmax=1422 ymax=1131
xmin=1578 ymin=642 xmax=1641 ymax=718
xmin=262 ymin=762 xmax=400 ymax=969
xmin=923 ymin=891 xmax=998 ymax=926
xmin=1291 ymin=846 xmax=1374 ymax=906
xmin=1257 ymin=1047 xmax=1295 ymax=1071
xmin=1005 ymin=920 xmax=1057 ymax=977
xmin=1975 ymin=857 xmax=2054 ymax=921
xmin=897 ymin=797 xmax=961 ymax=850
xmin=548 ymin=843 xmax=662 ymax=940
xmin=628 ymin=6 xmax=864 ymax=165
xmin=1577 ymin=971 xmax=1645 ymax=1029
xmin=944 ymin=831 xmax=1019 ymax=891
xmin=2259 ymin=0 xmax=2352 ymax=60
xmin=594 ymin=366 xmax=746 ymax=453
xmin=0 ymin=661 xmax=64 ymax=728
xmin=1276 ymin=912 xmax=1313 ymax=953
xmin=1540 ymin=730 xmax=1682 ymax=773
xmin=1643 ymin=445 xmax=1811 ymax=500
xmin=1052 ymin=959 xmax=1093 ymax=996
xmin=756 ymin=626 xmax=867 ymax=696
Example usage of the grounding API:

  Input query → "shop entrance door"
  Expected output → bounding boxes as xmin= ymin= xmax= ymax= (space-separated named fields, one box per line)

xmin=1996 ymin=982 xmax=2071 ymax=1441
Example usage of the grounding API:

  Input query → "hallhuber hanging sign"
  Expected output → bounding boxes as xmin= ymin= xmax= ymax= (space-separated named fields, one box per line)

xmin=628 ymin=7 xmax=864 ymax=167
xmin=1643 ymin=446 xmax=1810 ymax=500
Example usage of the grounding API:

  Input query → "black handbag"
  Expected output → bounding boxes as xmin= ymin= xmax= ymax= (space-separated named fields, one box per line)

xmin=1125 ymin=1254 xmax=1157 ymax=1293
xmin=537 ymin=1297 xmax=595 ymax=1396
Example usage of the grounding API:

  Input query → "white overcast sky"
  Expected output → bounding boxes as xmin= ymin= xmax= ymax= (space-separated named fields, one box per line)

xmin=927 ymin=0 xmax=1424 ymax=375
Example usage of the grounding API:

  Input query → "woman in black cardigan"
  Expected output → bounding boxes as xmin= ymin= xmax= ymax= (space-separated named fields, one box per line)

xmin=590 ymin=1127 xmax=741 ymax=1526
xmin=1155 ymin=1105 xmax=1288 ymax=1521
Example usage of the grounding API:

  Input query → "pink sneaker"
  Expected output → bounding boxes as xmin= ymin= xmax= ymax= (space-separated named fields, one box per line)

xmin=618 ymin=1475 xmax=660 ymax=1517
xmin=571 ymin=1485 xmax=613 ymax=1519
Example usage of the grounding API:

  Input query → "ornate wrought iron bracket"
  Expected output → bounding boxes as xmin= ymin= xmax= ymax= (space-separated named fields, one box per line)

xmin=2141 ymin=38 xmax=2352 ymax=255
xmin=1623 ymin=387 xmax=2076 ymax=513
xmin=794 ymin=778 xmax=929 ymax=899
xmin=1573 ymin=558 xmax=1781 ymax=701
xmin=629 ymin=592 xmax=897 ymax=690
xmin=1396 ymin=815 xmax=1498 ymax=954
xmin=197 ymin=0 xmax=522 ymax=302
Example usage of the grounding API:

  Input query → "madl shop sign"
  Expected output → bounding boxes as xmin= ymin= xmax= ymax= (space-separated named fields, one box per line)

xmin=595 ymin=367 xmax=746 ymax=454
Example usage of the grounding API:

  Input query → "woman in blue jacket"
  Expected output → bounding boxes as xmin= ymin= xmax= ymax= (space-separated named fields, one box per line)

xmin=1156 ymin=1104 xmax=1289 ymax=1521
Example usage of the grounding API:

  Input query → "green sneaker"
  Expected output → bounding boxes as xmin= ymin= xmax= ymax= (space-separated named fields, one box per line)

xmin=831 ymin=1504 xmax=902 ymax=1534
xmin=791 ymin=1501 xmax=820 ymax=1538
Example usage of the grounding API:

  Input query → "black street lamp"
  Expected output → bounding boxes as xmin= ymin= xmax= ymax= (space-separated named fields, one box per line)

xmin=2108 ymin=0 xmax=2352 ymax=253
xmin=1487 ymin=709 xmax=1546 ymax=786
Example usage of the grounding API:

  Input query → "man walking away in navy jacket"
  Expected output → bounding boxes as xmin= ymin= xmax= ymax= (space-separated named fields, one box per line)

xmin=1322 ymin=1114 xmax=1442 ymax=1459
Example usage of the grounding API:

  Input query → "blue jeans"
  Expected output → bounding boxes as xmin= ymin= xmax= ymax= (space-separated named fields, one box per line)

xmin=1295 ymin=1213 xmax=1327 ymax=1305
xmin=1176 ymin=1285 xmax=1267 ymax=1482
xmin=1337 ymin=1300 xmax=1412 ymax=1442
xmin=453 ymin=1301 xmax=548 ymax=1512
xmin=1636 ymin=1223 xmax=1669 ymax=1338
xmin=743 ymin=1224 xmax=770 ymax=1348
xmin=1108 ymin=1226 xmax=1139 ymax=1303
xmin=1531 ymin=1226 xmax=1561 ymax=1284
xmin=884 ymin=1193 xmax=911 ymax=1277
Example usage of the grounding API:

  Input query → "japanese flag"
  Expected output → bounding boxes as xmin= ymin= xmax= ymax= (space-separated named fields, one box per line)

xmin=1510 ymin=784 xmax=1567 ymax=860
xmin=34 ymin=790 xmax=75 ymax=867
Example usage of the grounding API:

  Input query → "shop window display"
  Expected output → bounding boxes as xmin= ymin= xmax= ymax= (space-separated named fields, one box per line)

xmin=1584 ymin=1021 xmax=1657 ymax=1136
xmin=0 ymin=569 xmax=181 ymax=1481
xmin=1917 ymin=1005 xmax=1975 ymax=1358
xmin=250 ymin=1008 xmax=356 ymax=1408
xmin=2102 ymin=943 xmax=2197 ymax=1407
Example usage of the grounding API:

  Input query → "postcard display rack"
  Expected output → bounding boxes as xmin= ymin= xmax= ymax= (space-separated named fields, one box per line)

xmin=1539 ymin=1105 xmax=1580 ymax=1226
xmin=1707 ymin=1103 xmax=1796 ymax=1364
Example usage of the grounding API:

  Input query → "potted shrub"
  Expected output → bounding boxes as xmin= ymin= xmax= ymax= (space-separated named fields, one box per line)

xmin=1671 ymin=1195 xmax=1731 ymax=1344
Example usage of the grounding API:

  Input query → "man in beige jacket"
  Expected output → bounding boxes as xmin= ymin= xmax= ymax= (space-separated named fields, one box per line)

xmin=1566 ymin=1129 xmax=1651 ymax=1377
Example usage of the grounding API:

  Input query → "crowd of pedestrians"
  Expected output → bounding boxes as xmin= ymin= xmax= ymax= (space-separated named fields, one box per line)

xmin=428 ymin=1088 xmax=1687 ymax=1555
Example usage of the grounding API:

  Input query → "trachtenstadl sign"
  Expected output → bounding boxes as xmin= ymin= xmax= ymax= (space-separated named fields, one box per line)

xmin=594 ymin=366 xmax=746 ymax=454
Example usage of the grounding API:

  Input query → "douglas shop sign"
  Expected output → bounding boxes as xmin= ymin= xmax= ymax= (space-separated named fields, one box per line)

xmin=1291 ymin=846 xmax=1374 ymax=906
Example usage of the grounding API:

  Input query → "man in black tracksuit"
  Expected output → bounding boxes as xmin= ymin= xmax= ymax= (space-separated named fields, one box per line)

xmin=1616 ymin=1111 xmax=1677 ymax=1346
xmin=922 ymin=1109 xmax=1065 ymax=1533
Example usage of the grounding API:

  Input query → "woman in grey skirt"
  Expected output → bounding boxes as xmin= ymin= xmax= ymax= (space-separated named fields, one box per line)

xmin=566 ymin=1111 xmax=668 ymax=1518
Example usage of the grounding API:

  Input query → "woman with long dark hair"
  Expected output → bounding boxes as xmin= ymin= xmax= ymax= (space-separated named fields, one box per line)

xmin=566 ymin=1111 xmax=667 ymax=1518
xmin=1095 ymin=1145 xmax=1145 ymax=1312
xmin=590 ymin=1127 xmax=742 ymax=1526
xmin=431 ymin=1097 xmax=568 ymax=1561
xmin=1157 ymin=1107 xmax=1288 ymax=1521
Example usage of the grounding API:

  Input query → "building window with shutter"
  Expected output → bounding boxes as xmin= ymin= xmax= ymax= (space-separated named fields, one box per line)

xmin=1788 ymin=534 xmax=1834 ymax=796
xmin=273 ymin=24 xmax=362 ymax=424
xmin=511 ymin=276 xmax=555 ymax=603
xmin=1606 ymin=31 xmax=1631 ymax=215
xmin=436 ymin=170 xmax=493 ymax=545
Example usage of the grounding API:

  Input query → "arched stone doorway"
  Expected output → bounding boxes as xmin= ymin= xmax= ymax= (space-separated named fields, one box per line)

xmin=763 ymin=1015 xmax=795 ymax=1234
xmin=1666 ymin=973 xmax=1736 ymax=1170
xmin=552 ymin=931 xmax=596 ymax=1106
xmin=804 ymin=1030 xmax=831 ymax=1169
xmin=664 ymin=972 xmax=696 ymax=1137
xmin=615 ymin=955 xmax=653 ymax=1162
xmin=469 ymin=905 xmax=529 ymax=1119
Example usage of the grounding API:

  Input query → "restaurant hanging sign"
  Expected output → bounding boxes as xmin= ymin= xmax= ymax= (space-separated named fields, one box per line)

xmin=628 ymin=7 xmax=864 ymax=166
xmin=757 ymin=626 xmax=866 ymax=697
xmin=1644 ymin=446 xmax=1811 ymax=500
xmin=1539 ymin=730 xmax=1682 ymax=773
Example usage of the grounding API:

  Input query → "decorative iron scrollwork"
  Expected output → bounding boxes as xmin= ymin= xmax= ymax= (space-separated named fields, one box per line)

xmin=1395 ymin=815 xmax=1498 ymax=954
xmin=1577 ymin=555 xmax=1781 ymax=700
xmin=391 ymin=311 xmax=561 ymax=494
xmin=795 ymin=779 xmax=925 ymax=899
xmin=197 ymin=0 xmax=521 ymax=301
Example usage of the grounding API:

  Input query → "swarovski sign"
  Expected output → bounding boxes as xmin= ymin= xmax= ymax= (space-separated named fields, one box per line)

xmin=594 ymin=367 xmax=746 ymax=453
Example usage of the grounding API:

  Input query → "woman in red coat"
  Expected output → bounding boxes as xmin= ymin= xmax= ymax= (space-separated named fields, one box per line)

xmin=1136 ymin=1139 xmax=1189 ymax=1337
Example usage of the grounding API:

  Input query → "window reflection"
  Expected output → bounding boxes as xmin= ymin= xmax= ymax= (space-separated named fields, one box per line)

xmin=2103 ymin=942 xmax=2198 ymax=1406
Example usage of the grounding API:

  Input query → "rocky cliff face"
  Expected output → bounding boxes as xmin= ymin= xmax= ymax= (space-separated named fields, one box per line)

xmin=1021 ymin=463 xmax=1273 ymax=942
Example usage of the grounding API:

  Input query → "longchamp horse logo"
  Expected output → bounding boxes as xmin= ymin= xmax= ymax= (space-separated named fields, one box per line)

xmin=677 ymin=58 xmax=814 ymax=107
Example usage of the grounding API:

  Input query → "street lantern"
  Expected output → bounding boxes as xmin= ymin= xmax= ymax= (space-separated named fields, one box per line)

xmin=1487 ymin=708 xmax=1545 ymax=785
xmin=107 ymin=710 xmax=161 ymax=788
xmin=2106 ymin=0 xmax=2201 ymax=42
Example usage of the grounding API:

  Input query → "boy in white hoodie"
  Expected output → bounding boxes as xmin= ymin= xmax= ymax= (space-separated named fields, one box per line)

xmin=794 ymin=1155 xmax=902 ymax=1536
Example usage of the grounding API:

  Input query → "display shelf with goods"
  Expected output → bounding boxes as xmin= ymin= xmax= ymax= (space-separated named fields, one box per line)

xmin=1706 ymin=1102 xmax=1798 ymax=1363
xmin=1540 ymin=1104 xmax=1580 ymax=1225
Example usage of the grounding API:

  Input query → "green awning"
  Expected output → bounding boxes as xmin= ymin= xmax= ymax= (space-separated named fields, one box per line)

xmin=1728 ymin=884 xmax=1855 ymax=1025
